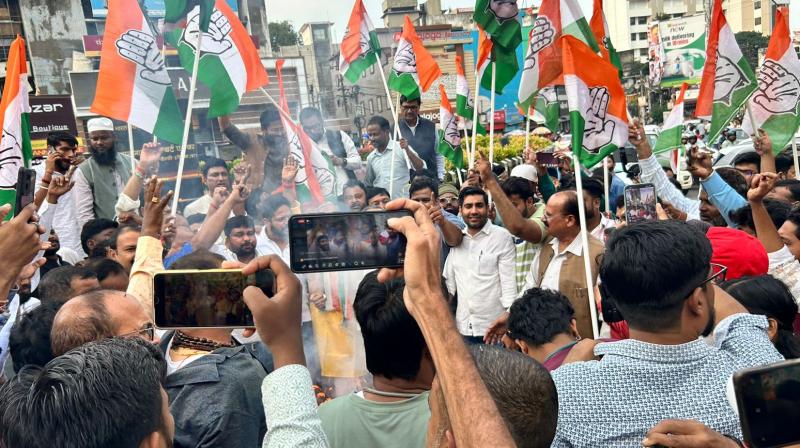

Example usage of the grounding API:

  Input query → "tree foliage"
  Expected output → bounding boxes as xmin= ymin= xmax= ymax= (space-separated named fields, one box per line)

xmin=270 ymin=20 xmax=300 ymax=51
xmin=735 ymin=31 xmax=769 ymax=72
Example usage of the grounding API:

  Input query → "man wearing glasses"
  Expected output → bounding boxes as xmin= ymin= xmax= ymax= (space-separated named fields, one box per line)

xmin=397 ymin=95 xmax=444 ymax=181
xmin=550 ymin=220 xmax=782 ymax=447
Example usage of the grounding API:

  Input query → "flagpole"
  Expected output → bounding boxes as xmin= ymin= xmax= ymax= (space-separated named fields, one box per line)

xmin=525 ymin=106 xmax=531 ymax=151
xmin=171 ymin=29 xmax=203 ymax=215
xmin=127 ymin=123 xmax=136 ymax=167
xmin=376 ymin=63 xmax=400 ymax=135
xmin=470 ymin=64 xmax=482 ymax=169
xmin=389 ymin=92 xmax=402 ymax=199
xmin=573 ymin=153 xmax=600 ymax=340
xmin=488 ymin=62 xmax=497 ymax=166
xmin=603 ymin=157 xmax=610 ymax=215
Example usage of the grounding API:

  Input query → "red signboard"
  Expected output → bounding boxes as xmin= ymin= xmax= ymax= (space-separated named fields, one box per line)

xmin=493 ymin=110 xmax=506 ymax=131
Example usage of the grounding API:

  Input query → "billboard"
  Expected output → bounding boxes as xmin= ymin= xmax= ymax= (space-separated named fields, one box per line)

xmin=89 ymin=0 xmax=237 ymax=18
xmin=658 ymin=14 xmax=706 ymax=87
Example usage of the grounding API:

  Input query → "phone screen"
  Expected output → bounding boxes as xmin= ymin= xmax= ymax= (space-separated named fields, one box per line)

xmin=14 ymin=167 xmax=36 ymax=217
xmin=289 ymin=210 xmax=411 ymax=273
xmin=623 ymin=184 xmax=657 ymax=224
xmin=735 ymin=359 xmax=800 ymax=448
xmin=535 ymin=151 xmax=558 ymax=168
xmin=153 ymin=269 xmax=275 ymax=328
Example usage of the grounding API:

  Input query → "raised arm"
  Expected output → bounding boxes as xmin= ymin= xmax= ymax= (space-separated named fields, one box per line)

xmin=476 ymin=154 xmax=544 ymax=244
xmin=191 ymin=185 xmax=247 ymax=250
xmin=687 ymin=146 xmax=748 ymax=226
xmin=380 ymin=199 xmax=516 ymax=448
xmin=218 ymin=115 xmax=253 ymax=151
xmin=748 ymin=173 xmax=783 ymax=253
xmin=754 ymin=129 xmax=776 ymax=174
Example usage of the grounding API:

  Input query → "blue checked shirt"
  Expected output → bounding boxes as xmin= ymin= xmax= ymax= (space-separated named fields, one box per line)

xmin=551 ymin=313 xmax=783 ymax=447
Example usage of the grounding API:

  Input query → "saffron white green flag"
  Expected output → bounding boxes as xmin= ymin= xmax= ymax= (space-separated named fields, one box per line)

xmin=563 ymin=35 xmax=628 ymax=169
xmin=388 ymin=15 xmax=441 ymax=100
xmin=695 ymin=0 xmax=757 ymax=143
xmin=339 ymin=0 xmax=381 ymax=84
xmin=437 ymin=84 xmax=465 ymax=169
xmin=742 ymin=7 xmax=800 ymax=153
xmin=454 ymin=54 xmax=486 ymax=135
xmin=653 ymin=82 xmax=689 ymax=154
xmin=0 ymin=36 xmax=32 ymax=213
xmin=518 ymin=0 xmax=599 ymax=110
xmin=533 ymin=87 xmax=559 ymax=132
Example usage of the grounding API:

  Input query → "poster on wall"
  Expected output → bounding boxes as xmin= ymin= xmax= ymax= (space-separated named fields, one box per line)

xmin=658 ymin=14 xmax=706 ymax=87
xmin=648 ymin=22 xmax=665 ymax=87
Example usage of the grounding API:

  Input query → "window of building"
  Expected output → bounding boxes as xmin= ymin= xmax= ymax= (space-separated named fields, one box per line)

xmin=368 ymin=99 xmax=374 ymax=115
xmin=631 ymin=33 xmax=638 ymax=42
xmin=313 ymin=28 xmax=327 ymax=41
xmin=639 ymin=32 xmax=647 ymax=40
xmin=754 ymin=1 xmax=761 ymax=9
xmin=638 ymin=16 xmax=647 ymax=25
xmin=755 ymin=17 xmax=761 ymax=26
xmin=630 ymin=17 xmax=636 ymax=25
xmin=378 ymin=97 xmax=384 ymax=112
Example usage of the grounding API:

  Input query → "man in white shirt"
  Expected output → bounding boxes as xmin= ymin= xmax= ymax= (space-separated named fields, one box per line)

xmin=183 ymin=158 xmax=231 ymax=218
xmin=32 ymin=132 xmax=82 ymax=255
xmin=364 ymin=116 xmax=426 ymax=199
xmin=213 ymin=215 xmax=267 ymax=263
xmin=443 ymin=186 xmax=516 ymax=344
xmin=518 ymin=191 xmax=605 ymax=339
xmin=299 ymin=107 xmax=361 ymax=196
xmin=256 ymin=195 xmax=291 ymax=262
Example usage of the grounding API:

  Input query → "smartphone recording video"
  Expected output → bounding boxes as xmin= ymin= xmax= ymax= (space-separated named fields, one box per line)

xmin=289 ymin=210 xmax=411 ymax=273
xmin=734 ymin=359 xmax=800 ymax=448
xmin=623 ymin=183 xmax=657 ymax=224
xmin=14 ymin=167 xmax=36 ymax=217
xmin=153 ymin=269 xmax=275 ymax=329
xmin=535 ymin=151 xmax=558 ymax=168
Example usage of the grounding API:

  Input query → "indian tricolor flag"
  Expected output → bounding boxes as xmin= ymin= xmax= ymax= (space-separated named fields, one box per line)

xmin=532 ymin=87 xmax=559 ymax=132
xmin=455 ymin=55 xmax=486 ymax=135
xmin=0 ymin=36 xmax=32 ymax=210
xmin=169 ymin=0 xmax=269 ymax=117
xmin=437 ymin=84 xmax=464 ymax=169
xmin=518 ymin=0 xmax=599 ymax=110
xmin=562 ymin=35 xmax=627 ymax=169
xmin=340 ymin=0 xmax=381 ymax=84
xmin=275 ymin=60 xmax=335 ymax=204
xmin=589 ymin=0 xmax=622 ymax=78
xmin=695 ymin=0 xmax=756 ymax=143
xmin=742 ymin=7 xmax=800 ymax=153
xmin=91 ymin=0 xmax=183 ymax=144
xmin=653 ymin=82 xmax=689 ymax=154
xmin=388 ymin=15 xmax=441 ymax=100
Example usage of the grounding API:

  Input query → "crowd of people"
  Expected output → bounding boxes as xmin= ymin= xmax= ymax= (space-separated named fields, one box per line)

xmin=0 ymin=95 xmax=798 ymax=448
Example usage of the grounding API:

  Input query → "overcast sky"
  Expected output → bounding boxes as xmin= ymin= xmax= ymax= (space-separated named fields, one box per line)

xmin=265 ymin=0 xmax=591 ymax=41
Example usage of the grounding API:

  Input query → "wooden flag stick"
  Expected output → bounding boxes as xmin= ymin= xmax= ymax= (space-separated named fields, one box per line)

xmin=525 ymin=106 xmax=531 ymax=151
xmin=603 ymin=156 xmax=611 ymax=215
xmin=171 ymin=28 xmax=203 ymax=215
xmin=127 ymin=123 xmax=135 ymax=167
xmin=573 ymin=153 xmax=600 ymax=340
xmin=470 ymin=62 xmax=482 ymax=169
xmin=488 ymin=62 xmax=497 ymax=166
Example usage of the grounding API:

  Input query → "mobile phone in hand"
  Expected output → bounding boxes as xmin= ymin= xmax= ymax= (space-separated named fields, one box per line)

xmin=734 ymin=359 xmax=800 ymax=448
xmin=14 ymin=167 xmax=36 ymax=217
xmin=623 ymin=183 xmax=657 ymax=224
xmin=289 ymin=210 xmax=411 ymax=273
xmin=535 ymin=151 xmax=558 ymax=168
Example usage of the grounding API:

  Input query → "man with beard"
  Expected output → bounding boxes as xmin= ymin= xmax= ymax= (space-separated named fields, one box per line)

xmin=437 ymin=183 xmax=460 ymax=216
xmin=256 ymin=195 xmax=291 ymax=262
xmin=300 ymin=107 xmax=360 ymax=196
xmin=219 ymin=104 xmax=288 ymax=194
xmin=214 ymin=215 xmax=265 ymax=263
xmin=33 ymin=132 xmax=83 ymax=255
xmin=397 ymin=96 xmax=443 ymax=180
xmin=342 ymin=180 xmax=367 ymax=211
xmin=40 ymin=231 xmax=72 ymax=279
xmin=183 ymin=158 xmax=230 ymax=217
xmin=550 ymin=220 xmax=782 ymax=446
xmin=73 ymin=118 xmax=134 ymax=228
xmin=443 ymin=187 xmax=516 ymax=344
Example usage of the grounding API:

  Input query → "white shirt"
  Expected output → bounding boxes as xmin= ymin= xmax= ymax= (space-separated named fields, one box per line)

xmin=256 ymin=228 xmax=291 ymax=263
xmin=34 ymin=163 xmax=83 ymax=256
xmin=315 ymin=130 xmax=361 ymax=196
xmin=365 ymin=140 xmax=426 ymax=199
xmin=590 ymin=216 xmax=615 ymax=243
xmin=183 ymin=194 xmax=214 ymax=218
xmin=72 ymin=160 xmax=128 ymax=230
xmin=520 ymin=236 xmax=600 ymax=296
xmin=211 ymin=244 xmax=269 ymax=262
xmin=443 ymin=221 xmax=517 ymax=336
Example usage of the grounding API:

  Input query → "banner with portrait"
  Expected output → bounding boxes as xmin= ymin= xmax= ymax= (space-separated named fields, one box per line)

xmin=658 ymin=14 xmax=706 ymax=87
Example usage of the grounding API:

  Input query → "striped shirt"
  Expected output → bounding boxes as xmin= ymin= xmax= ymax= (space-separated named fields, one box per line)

xmin=514 ymin=204 xmax=547 ymax=293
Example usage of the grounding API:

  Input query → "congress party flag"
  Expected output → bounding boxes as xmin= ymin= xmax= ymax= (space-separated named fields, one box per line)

xmin=275 ymin=60 xmax=335 ymax=204
xmin=455 ymin=54 xmax=486 ymax=135
xmin=518 ymin=0 xmax=599 ymax=110
xmin=742 ymin=7 xmax=800 ymax=153
xmin=476 ymin=27 xmax=519 ymax=95
xmin=589 ymin=0 xmax=622 ymax=78
xmin=562 ymin=35 xmax=628 ymax=169
xmin=695 ymin=0 xmax=756 ymax=143
xmin=0 ymin=36 xmax=32 ymax=211
xmin=533 ymin=87 xmax=560 ymax=132
xmin=388 ymin=15 xmax=441 ymax=100
xmin=653 ymin=82 xmax=689 ymax=154
xmin=339 ymin=0 xmax=382 ymax=84
xmin=165 ymin=0 xmax=214 ymax=31
xmin=167 ymin=0 xmax=269 ymax=117
xmin=437 ymin=84 xmax=465 ymax=169
xmin=91 ymin=0 xmax=184 ymax=144
xmin=473 ymin=0 xmax=522 ymax=51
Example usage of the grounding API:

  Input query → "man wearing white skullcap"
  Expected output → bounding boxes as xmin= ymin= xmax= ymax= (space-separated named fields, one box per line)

xmin=72 ymin=117 xmax=133 ymax=228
